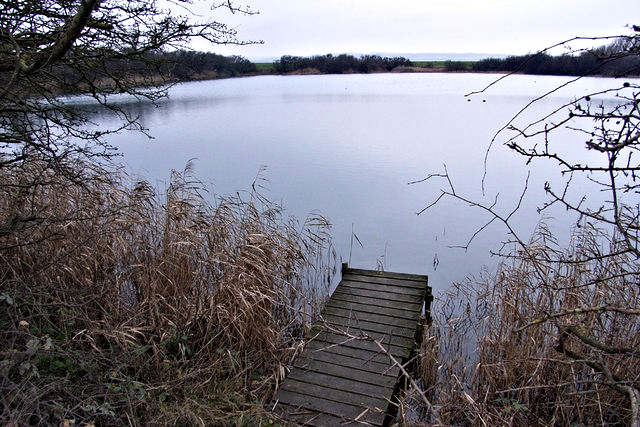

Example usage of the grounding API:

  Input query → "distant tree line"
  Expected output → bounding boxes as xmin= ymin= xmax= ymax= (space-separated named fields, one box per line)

xmin=154 ymin=50 xmax=257 ymax=79
xmin=473 ymin=38 xmax=640 ymax=76
xmin=47 ymin=39 xmax=640 ymax=94
xmin=47 ymin=50 xmax=258 ymax=95
xmin=273 ymin=54 xmax=413 ymax=74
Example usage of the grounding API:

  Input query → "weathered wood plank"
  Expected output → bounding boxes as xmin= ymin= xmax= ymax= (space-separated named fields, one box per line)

xmin=321 ymin=305 xmax=418 ymax=329
xmin=340 ymin=278 xmax=426 ymax=297
xmin=275 ymin=389 xmax=386 ymax=425
xmin=293 ymin=356 xmax=399 ymax=389
xmin=272 ymin=404 xmax=339 ymax=427
xmin=280 ymin=378 xmax=389 ymax=410
xmin=343 ymin=273 xmax=428 ymax=290
xmin=286 ymin=367 xmax=394 ymax=398
xmin=296 ymin=348 xmax=398 ymax=378
xmin=324 ymin=298 xmax=421 ymax=321
xmin=343 ymin=277 xmax=426 ymax=292
xmin=307 ymin=331 xmax=412 ymax=359
xmin=310 ymin=325 xmax=415 ymax=351
xmin=338 ymin=282 xmax=425 ymax=303
xmin=343 ymin=267 xmax=428 ymax=283
xmin=304 ymin=338 xmax=394 ymax=364
xmin=320 ymin=313 xmax=416 ymax=339
xmin=309 ymin=326 xmax=415 ymax=352
xmin=274 ymin=403 xmax=362 ymax=427
xmin=331 ymin=291 xmax=423 ymax=312
xmin=280 ymin=377 xmax=391 ymax=412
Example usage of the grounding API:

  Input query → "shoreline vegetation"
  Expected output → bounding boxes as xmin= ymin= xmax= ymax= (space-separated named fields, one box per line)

xmin=41 ymin=46 xmax=640 ymax=100
xmin=1 ymin=161 xmax=337 ymax=425
xmin=155 ymin=48 xmax=640 ymax=85
xmin=53 ymin=47 xmax=640 ymax=96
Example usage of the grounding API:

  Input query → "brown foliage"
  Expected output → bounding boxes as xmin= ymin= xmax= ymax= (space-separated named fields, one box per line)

xmin=0 ymin=159 xmax=333 ymax=425
xmin=409 ymin=222 xmax=640 ymax=426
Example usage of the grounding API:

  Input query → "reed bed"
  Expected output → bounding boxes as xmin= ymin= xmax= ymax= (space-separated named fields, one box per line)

xmin=0 ymin=159 xmax=334 ymax=425
xmin=407 ymin=222 xmax=640 ymax=426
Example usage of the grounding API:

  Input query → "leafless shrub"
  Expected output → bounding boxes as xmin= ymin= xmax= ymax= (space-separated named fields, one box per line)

xmin=405 ymin=28 xmax=640 ymax=426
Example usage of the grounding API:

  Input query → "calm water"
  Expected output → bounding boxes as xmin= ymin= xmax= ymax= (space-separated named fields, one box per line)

xmin=80 ymin=73 xmax=631 ymax=291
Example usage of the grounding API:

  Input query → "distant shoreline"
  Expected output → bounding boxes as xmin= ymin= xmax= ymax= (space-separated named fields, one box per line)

xmin=176 ymin=55 xmax=639 ymax=83
xmin=177 ymin=61 xmax=510 ymax=83
xmin=175 ymin=65 xmax=602 ymax=85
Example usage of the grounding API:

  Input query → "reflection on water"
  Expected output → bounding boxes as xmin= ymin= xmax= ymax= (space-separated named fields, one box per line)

xmin=78 ymin=73 xmax=629 ymax=290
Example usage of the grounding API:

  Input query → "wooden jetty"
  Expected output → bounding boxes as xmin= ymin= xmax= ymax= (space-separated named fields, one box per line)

xmin=272 ymin=263 xmax=432 ymax=426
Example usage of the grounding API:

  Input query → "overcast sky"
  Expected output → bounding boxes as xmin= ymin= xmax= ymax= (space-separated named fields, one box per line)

xmin=189 ymin=0 xmax=639 ymax=60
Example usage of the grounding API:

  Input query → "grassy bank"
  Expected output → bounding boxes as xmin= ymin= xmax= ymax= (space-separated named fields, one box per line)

xmin=0 ymin=159 xmax=334 ymax=425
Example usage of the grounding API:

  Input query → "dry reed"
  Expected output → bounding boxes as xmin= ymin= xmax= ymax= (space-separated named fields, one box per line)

xmin=0 ymin=158 xmax=334 ymax=425
xmin=406 ymin=221 xmax=640 ymax=426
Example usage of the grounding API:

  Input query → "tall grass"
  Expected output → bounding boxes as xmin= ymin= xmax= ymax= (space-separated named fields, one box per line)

xmin=408 ymin=221 xmax=640 ymax=426
xmin=0 ymin=159 xmax=334 ymax=425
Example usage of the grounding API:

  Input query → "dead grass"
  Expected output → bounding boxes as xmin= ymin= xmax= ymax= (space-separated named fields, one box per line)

xmin=0 ymin=159 xmax=334 ymax=425
xmin=406 ymin=221 xmax=640 ymax=426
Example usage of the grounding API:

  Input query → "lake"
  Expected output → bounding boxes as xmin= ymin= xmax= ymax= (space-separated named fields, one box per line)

xmin=83 ymin=72 xmax=631 ymax=291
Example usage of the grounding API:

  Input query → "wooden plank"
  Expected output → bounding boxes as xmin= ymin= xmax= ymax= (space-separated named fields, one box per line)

xmin=324 ymin=299 xmax=421 ymax=321
xmin=343 ymin=272 xmax=428 ymax=290
xmin=275 ymin=389 xmax=386 ymax=425
xmin=297 ymin=348 xmax=397 ymax=378
xmin=304 ymin=338 xmax=394 ymax=364
xmin=286 ymin=368 xmax=394 ymax=398
xmin=344 ymin=270 xmax=427 ymax=284
xmin=274 ymin=403 xmax=360 ymax=427
xmin=342 ymin=276 xmax=428 ymax=292
xmin=307 ymin=331 xmax=411 ymax=359
xmin=343 ymin=267 xmax=428 ymax=282
xmin=280 ymin=378 xmax=388 ymax=410
xmin=321 ymin=313 xmax=416 ymax=339
xmin=341 ymin=279 xmax=426 ymax=297
xmin=313 ymin=320 xmax=415 ymax=345
xmin=322 ymin=306 xmax=418 ymax=329
xmin=331 ymin=291 xmax=423 ymax=312
xmin=293 ymin=356 xmax=399 ymax=389
xmin=309 ymin=326 xmax=415 ymax=352
xmin=337 ymin=282 xmax=425 ymax=303
xmin=280 ymin=377 xmax=389 ymax=409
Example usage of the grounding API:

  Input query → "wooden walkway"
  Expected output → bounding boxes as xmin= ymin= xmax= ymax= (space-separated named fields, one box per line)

xmin=272 ymin=264 xmax=431 ymax=426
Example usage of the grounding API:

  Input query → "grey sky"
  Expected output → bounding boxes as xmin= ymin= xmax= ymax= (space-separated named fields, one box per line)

xmin=191 ymin=0 xmax=639 ymax=60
